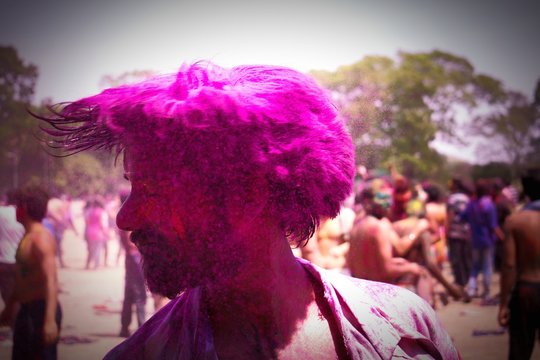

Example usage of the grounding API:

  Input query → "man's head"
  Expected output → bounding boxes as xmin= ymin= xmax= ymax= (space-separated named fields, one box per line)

xmin=423 ymin=183 xmax=442 ymax=203
xmin=13 ymin=185 xmax=50 ymax=223
xmin=357 ymin=188 xmax=388 ymax=219
xmin=521 ymin=167 xmax=540 ymax=201
xmin=474 ymin=178 xmax=492 ymax=198
xmin=449 ymin=177 xmax=472 ymax=195
xmin=37 ymin=62 xmax=354 ymax=296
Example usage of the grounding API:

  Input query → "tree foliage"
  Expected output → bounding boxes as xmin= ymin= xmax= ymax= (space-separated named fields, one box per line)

xmin=52 ymin=153 xmax=107 ymax=198
xmin=310 ymin=50 xmax=512 ymax=181
xmin=0 ymin=46 xmax=42 ymax=192
xmin=469 ymin=80 xmax=540 ymax=176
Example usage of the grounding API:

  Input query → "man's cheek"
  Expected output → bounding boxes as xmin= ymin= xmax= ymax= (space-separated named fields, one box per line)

xmin=169 ymin=210 xmax=186 ymax=240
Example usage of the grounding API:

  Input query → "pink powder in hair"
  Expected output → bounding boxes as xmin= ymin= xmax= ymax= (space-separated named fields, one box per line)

xmin=36 ymin=61 xmax=355 ymax=245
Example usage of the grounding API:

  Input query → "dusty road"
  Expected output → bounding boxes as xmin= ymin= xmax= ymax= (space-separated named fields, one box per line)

xmin=1 ymin=228 xmax=539 ymax=360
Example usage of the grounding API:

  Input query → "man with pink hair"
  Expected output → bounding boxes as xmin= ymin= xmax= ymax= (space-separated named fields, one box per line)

xmin=36 ymin=62 xmax=458 ymax=359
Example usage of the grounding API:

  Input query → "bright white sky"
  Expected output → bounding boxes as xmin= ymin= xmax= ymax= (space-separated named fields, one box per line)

xmin=1 ymin=0 xmax=539 ymax=163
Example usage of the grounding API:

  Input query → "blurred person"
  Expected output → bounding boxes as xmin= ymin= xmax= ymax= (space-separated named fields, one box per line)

xmin=463 ymin=178 xmax=499 ymax=301
xmin=118 ymin=190 xmax=147 ymax=338
xmin=0 ymin=185 xmax=62 ymax=360
xmin=491 ymin=178 xmax=514 ymax=273
xmin=353 ymin=189 xmax=463 ymax=306
xmin=348 ymin=189 xmax=434 ymax=303
xmin=83 ymin=199 xmax=109 ymax=270
xmin=405 ymin=184 xmax=425 ymax=218
xmin=45 ymin=195 xmax=76 ymax=268
xmin=423 ymin=183 xmax=448 ymax=268
xmin=498 ymin=168 xmax=540 ymax=360
xmin=445 ymin=178 xmax=473 ymax=302
xmin=501 ymin=180 xmax=519 ymax=208
xmin=35 ymin=61 xmax=459 ymax=359
xmin=0 ymin=190 xmax=25 ymax=316
xmin=388 ymin=167 xmax=412 ymax=222
xmin=105 ymin=194 xmax=125 ymax=267
xmin=392 ymin=215 xmax=465 ymax=307
xmin=301 ymin=204 xmax=355 ymax=271
xmin=369 ymin=176 xmax=392 ymax=210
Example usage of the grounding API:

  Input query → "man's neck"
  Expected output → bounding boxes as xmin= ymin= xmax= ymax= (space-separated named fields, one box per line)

xmin=203 ymin=224 xmax=315 ymax=353
xmin=22 ymin=219 xmax=43 ymax=233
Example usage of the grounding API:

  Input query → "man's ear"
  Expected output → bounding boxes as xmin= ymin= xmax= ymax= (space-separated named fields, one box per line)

xmin=16 ymin=204 xmax=27 ymax=222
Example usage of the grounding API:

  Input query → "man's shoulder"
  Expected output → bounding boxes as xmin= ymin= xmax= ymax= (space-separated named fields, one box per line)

xmin=329 ymin=271 xmax=429 ymax=311
xmin=506 ymin=208 xmax=540 ymax=229
xmin=103 ymin=290 xmax=211 ymax=359
xmin=320 ymin=270 xmax=458 ymax=359
xmin=29 ymin=228 xmax=56 ymax=249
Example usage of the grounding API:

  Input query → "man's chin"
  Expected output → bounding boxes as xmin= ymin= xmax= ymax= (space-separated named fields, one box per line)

xmin=144 ymin=266 xmax=206 ymax=298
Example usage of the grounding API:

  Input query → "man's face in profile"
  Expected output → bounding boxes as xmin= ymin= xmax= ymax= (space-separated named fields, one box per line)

xmin=116 ymin=147 xmax=243 ymax=298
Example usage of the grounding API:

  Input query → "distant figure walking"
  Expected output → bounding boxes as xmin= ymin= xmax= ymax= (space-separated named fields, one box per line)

xmin=463 ymin=179 xmax=499 ymax=301
xmin=83 ymin=199 xmax=109 ymax=270
xmin=118 ymin=191 xmax=147 ymax=338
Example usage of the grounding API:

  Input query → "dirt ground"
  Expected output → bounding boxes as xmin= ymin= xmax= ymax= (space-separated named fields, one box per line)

xmin=1 ymin=228 xmax=539 ymax=360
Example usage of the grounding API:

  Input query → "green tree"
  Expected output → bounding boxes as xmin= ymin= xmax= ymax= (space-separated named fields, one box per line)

xmin=0 ymin=46 xmax=43 ymax=192
xmin=53 ymin=153 xmax=107 ymax=197
xmin=311 ymin=50 xmax=506 ymax=181
xmin=469 ymin=83 xmax=540 ymax=176
xmin=471 ymin=162 xmax=513 ymax=184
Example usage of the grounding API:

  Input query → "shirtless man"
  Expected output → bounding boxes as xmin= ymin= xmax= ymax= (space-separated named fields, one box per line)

xmin=499 ymin=168 xmax=540 ymax=360
xmin=348 ymin=189 xmax=433 ymax=302
xmin=423 ymin=183 xmax=448 ymax=267
xmin=350 ymin=189 xmax=463 ymax=306
xmin=301 ymin=206 xmax=355 ymax=271
xmin=0 ymin=185 xmax=62 ymax=359
xmin=35 ymin=61 xmax=458 ymax=359
xmin=392 ymin=216 xmax=465 ymax=305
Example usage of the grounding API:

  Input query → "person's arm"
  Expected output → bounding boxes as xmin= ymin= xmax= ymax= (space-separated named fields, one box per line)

xmin=377 ymin=222 xmax=422 ymax=278
xmin=391 ymin=219 xmax=430 ymax=257
xmin=33 ymin=232 xmax=59 ymax=345
xmin=498 ymin=218 xmax=516 ymax=327
xmin=385 ymin=257 xmax=423 ymax=278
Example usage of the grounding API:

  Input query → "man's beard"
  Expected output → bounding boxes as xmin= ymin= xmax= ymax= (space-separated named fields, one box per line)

xmin=130 ymin=224 xmax=244 ymax=299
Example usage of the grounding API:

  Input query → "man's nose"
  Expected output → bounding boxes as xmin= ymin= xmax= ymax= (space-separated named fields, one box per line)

xmin=116 ymin=194 xmax=142 ymax=231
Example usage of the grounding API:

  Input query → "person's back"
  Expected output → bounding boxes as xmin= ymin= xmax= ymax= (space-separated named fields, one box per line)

xmin=499 ymin=168 xmax=540 ymax=359
xmin=447 ymin=192 xmax=470 ymax=241
xmin=313 ymin=207 xmax=355 ymax=270
xmin=505 ymin=210 xmax=540 ymax=280
xmin=84 ymin=203 xmax=108 ymax=242
xmin=348 ymin=215 xmax=392 ymax=282
xmin=84 ymin=202 xmax=108 ymax=269
xmin=446 ymin=181 xmax=473 ymax=300
xmin=465 ymin=195 xmax=497 ymax=249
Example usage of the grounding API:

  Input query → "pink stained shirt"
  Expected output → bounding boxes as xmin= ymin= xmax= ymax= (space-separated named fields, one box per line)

xmin=104 ymin=258 xmax=460 ymax=359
